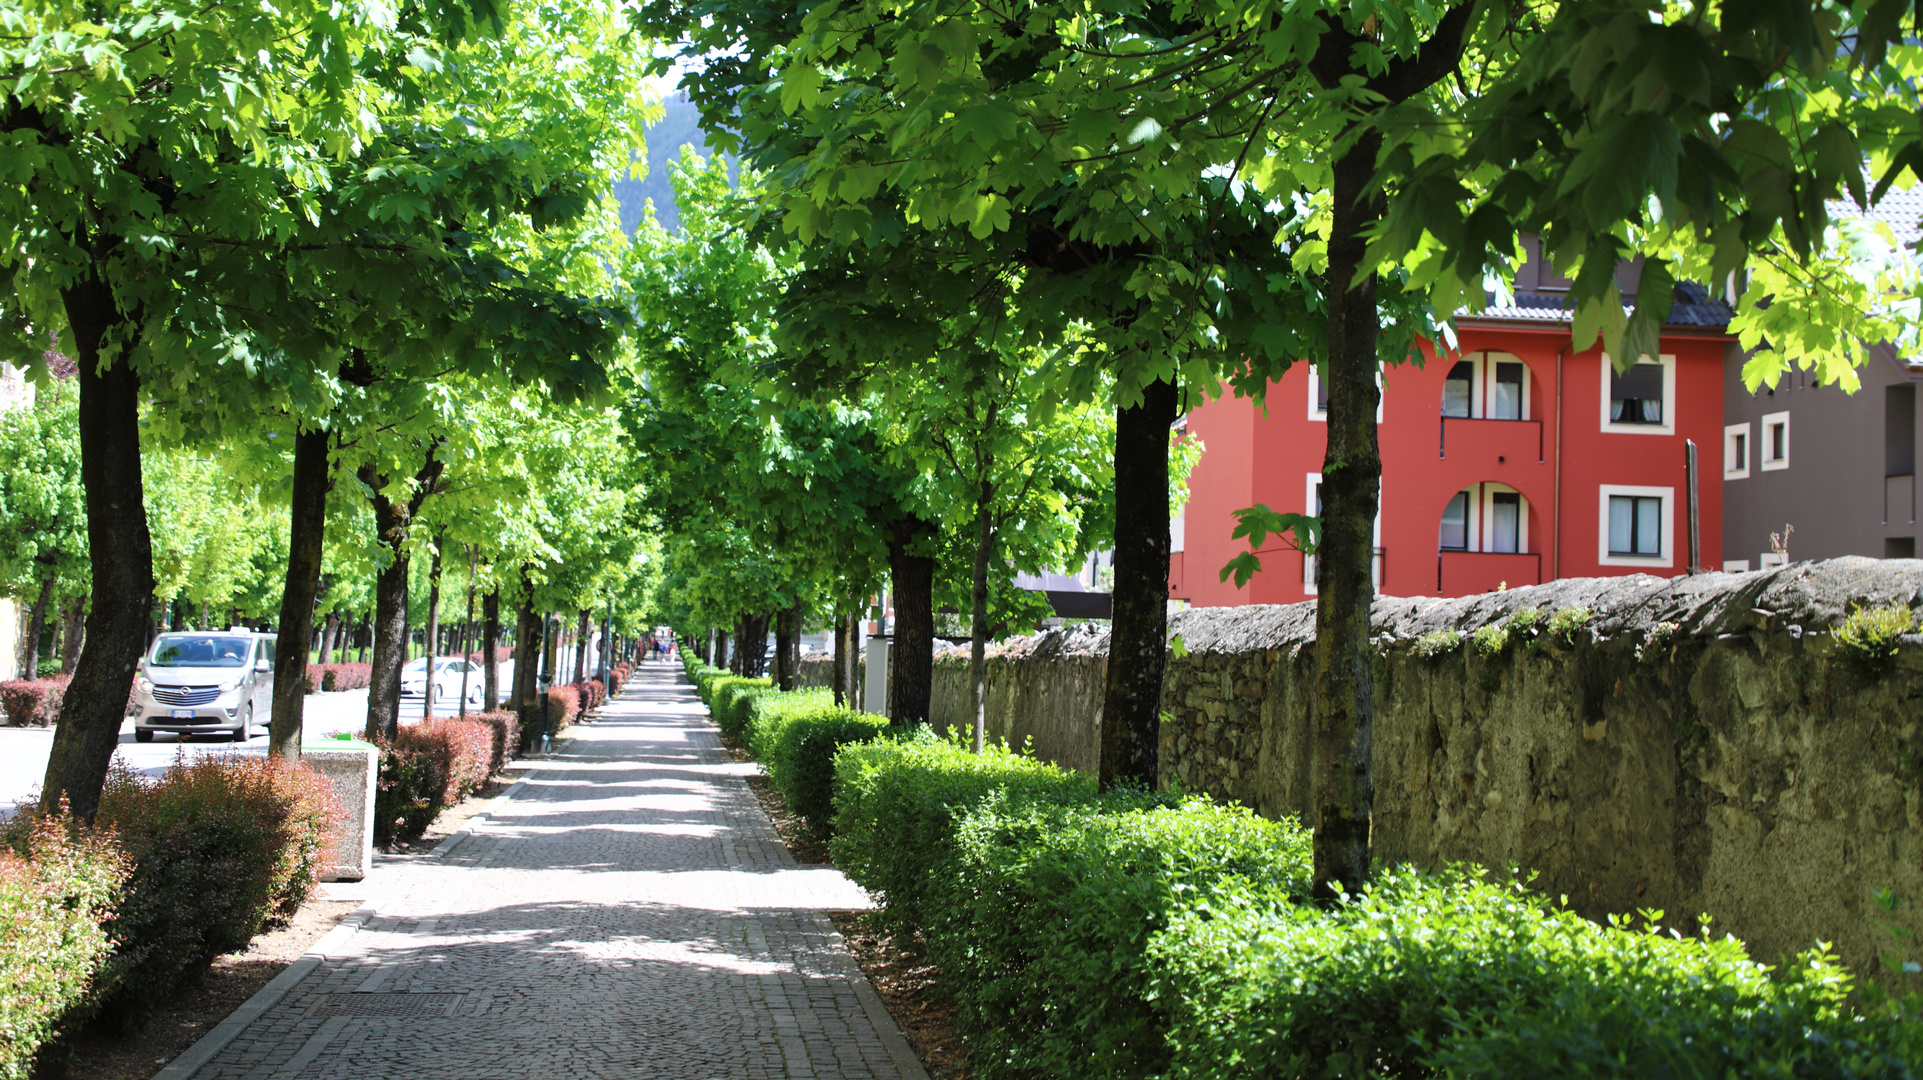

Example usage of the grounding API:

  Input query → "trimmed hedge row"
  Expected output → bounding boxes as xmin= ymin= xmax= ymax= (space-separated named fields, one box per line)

xmin=0 ymin=676 xmax=67 ymax=726
xmin=372 ymin=713 xmax=514 ymax=845
xmin=305 ymin=662 xmax=372 ymax=692
xmin=0 ymin=816 xmax=125 ymax=1079
xmin=3 ymin=751 xmax=345 ymax=1064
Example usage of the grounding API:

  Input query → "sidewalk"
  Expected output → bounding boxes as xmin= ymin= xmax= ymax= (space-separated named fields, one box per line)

xmin=169 ymin=663 xmax=926 ymax=1080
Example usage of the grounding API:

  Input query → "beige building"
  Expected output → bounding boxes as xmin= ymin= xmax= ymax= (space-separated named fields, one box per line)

xmin=0 ymin=362 xmax=32 ymax=680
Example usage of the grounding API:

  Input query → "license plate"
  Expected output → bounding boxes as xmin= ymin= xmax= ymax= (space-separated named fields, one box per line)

xmin=171 ymin=709 xmax=197 ymax=720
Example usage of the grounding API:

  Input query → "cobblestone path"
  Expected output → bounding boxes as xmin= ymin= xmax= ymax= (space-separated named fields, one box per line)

xmin=188 ymin=664 xmax=924 ymax=1080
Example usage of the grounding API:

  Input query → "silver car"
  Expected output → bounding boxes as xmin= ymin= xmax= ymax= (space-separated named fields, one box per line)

xmin=133 ymin=630 xmax=276 ymax=742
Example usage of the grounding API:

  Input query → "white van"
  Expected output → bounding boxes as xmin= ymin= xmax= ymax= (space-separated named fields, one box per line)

xmin=132 ymin=630 xmax=276 ymax=742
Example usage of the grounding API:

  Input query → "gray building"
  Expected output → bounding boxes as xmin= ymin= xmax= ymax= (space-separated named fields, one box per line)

xmin=1721 ymin=192 xmax=1923 ymax=570
xmin=1722 ymin=341 xmax=1923 ymax=568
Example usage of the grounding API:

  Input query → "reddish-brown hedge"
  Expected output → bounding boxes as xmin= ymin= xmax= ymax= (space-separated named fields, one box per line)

xmin=0 ymin=677 xmax=67 ymax=727
xmin=372 ymin=718 xmax=494 ymax=844
xmin=312 ymin=663 xmax=372 ymax=692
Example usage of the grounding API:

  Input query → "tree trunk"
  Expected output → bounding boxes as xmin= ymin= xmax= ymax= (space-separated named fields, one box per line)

xmin=510 ymin=592 xmax=545 ymax=733
xmin=21 ymin=573 xmax=53 ymax=680
xmin=773 ymin=605 xmax=794 ymax=691
xmin=422 ymin=539 xmax=443 ymax=722
xmin=886 ymin=516 xmax=937 ymax=725
xmin=482 ymin=588 xmax=501 ymax=710
xmin=573 ymin=608 xmax=590 ymax=684
xmin=1099 ymin=378 xmax=1177 ymax=791
xmin=318 ymin=613 xmax=338 ymax=669
xmin=42 ymin=276 xmax=155 ymax=820
xmin=714 ymin=629 xmax=728 ymax=672
xmin=831 ymin=609 xmax=847 ymax=706
xmin=848 ymin=612 xmax=863 ymax=711
xmin=60 ymin=596 xmax=85 ymax=675
xmin=969 ymin=483 xmax=995 ymax=753
xmin=458 ymin=548 xmax=477 ymax=718
xmin=361 ymin=465 xmax=411 ymax=742
xmin=270 ymin=425 xmax=332 ymax=757
xmin=1310 ymin=132 xmax=1387 ymax=900
xmin=542 ymin=612 xmax=560 ymax=695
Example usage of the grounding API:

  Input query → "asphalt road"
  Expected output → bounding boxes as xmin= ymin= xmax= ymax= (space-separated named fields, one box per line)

xmin=0 ymin=667 xmax=516 ymax=809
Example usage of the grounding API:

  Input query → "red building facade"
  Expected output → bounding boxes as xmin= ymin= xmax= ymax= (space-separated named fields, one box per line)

xmin=1171 ymin=293 xmax=1734 ymax=606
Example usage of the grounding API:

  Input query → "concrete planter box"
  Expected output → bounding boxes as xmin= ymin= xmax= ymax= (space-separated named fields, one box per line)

xmin=301 ymin=739 xmax=377 ymax=882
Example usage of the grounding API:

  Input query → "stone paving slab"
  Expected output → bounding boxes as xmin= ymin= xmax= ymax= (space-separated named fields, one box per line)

xmin=184 ymin=664 xmax=924 ymax=1080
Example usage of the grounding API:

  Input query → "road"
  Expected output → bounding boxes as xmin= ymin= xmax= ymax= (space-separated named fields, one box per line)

xmin=0 ymin=661 xmax=520 ymax=808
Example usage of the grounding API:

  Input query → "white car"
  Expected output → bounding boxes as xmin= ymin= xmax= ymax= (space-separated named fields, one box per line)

xmin=399 ymin=656 xmax=485 ymax=708
xmin=134 ymin=630 xmax=276 ymax=742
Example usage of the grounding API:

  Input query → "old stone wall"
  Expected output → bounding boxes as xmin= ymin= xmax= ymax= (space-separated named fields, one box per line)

xmin=931 ymin=630 xmax=1107 ymax=773
xmin=928 ymin=558 xmax=1923 ymax=985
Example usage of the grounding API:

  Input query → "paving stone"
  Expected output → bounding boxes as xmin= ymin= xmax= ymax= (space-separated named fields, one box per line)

xmin=190 ymin=664 xmax=920 ymax=1080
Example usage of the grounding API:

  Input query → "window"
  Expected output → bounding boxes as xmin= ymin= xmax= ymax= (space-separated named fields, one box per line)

xmin=1439 ymin=491 xmax=1470 ymax=550
xmin=1599 ymin=353 xmax=1675 ymax=434
xmin=1761 ymin=411 xmax=1789 ymax=470
xmin=1723 ymin=559 xmax=1751 ymax=573
xmin=1490 ymin=362 xmax=1525 ymax=420
xmin=1888 ymin=385 xmax=1915 ymax=476
xmin=1886 ymin=537 xmax=1915 ymax=560
xmin=1304 ymin=473 xmax=1381 ymax=594
xmin=1723 ymin=423 xmax=1750 ymax=480
xmin=1597 ymin=485 xmax=1673 ymax=567
xmin=1489 ymin=492 xmax=1521 ymax=553
xmin=1609 ymin=495 xmax=1663 ymax=556
xmin=1442 ymin=361 xmax=1473 ymax=419
xmin=1611 ymin=364 xmax=1664 ymax=424
xmin=1309 ymin=364 xmax=1383 ymax=422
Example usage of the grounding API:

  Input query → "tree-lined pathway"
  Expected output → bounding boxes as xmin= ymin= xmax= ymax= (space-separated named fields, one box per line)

xmin=181 ymin=663 xmax=927 ymax=1079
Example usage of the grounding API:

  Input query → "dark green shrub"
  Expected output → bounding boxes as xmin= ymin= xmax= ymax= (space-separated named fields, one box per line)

xmin=81 ymin=756 xmax=342 ymax=1030
xmin=830 ymin=735 xmax=1095 ymax=931
xmin=0 ymin=815 xmax=125 ymax=1079
xmin=744 ymin=688 xmax=835 ymax=762
xmin=938 ymin=794 xmax=1310 ymax=1080
xmin=765 ymin=704 xmax=887 ymax=832
xmin=1151 ymin=866 xmax=1920 ymax=1080
xmin=708 ymin=677 xmax=773 ymax=740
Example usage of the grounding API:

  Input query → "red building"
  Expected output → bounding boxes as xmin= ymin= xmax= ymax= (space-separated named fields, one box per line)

xmin=1171 ymin=257 xmax=1735 ymax=606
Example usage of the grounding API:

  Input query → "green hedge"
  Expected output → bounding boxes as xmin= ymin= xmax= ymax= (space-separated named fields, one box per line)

xmin=1152 ymin=867 xmax=1923 ymax=1080
xmin=831 ymin=734 xmax=1095 ymax=931
xmin=709 ymin=677 xmax=773 ymax=741
xmin=743 ymin=687 xmax=835 ymax=761
xmin=756 ymin=698 xmax=887 ymax=833
xmin=0 ymin=817 xmax=125 ymax=1079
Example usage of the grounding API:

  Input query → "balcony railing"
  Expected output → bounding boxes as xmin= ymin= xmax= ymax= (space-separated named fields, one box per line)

xmin=1437 ymin=550 xmax=1542 ymax=596
xmin=1439 ymin=416 xmax=1544 ymax=463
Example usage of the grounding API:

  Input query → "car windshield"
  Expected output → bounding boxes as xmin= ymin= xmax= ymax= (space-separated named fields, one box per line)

xmin=149 ymin=635 xmax=253 ymax=668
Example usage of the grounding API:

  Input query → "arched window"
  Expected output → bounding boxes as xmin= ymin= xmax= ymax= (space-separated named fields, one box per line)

xmin=1437 ymin=484 xmax=1530 ymax=554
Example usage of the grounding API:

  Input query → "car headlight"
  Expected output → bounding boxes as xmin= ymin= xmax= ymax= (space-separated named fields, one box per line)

xmin=135 ymin=675 xmax=153 ymax=696
xmin=218 ymin=677 xmax=244 ymax=695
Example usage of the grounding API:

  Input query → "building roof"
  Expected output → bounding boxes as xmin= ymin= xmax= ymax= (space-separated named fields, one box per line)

xmin=1464 ymin=280 xmax=1734 ymax=332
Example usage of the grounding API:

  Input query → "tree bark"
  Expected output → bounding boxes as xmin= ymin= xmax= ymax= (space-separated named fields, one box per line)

xmin=572 ymin=608 xmax=591 ymax=684
xmin=510 ymin=590 xmax=545 ymax=732
xmin=773 ymin=604 xmax=795 ymax=691
xmin=60 ymin=595 xmax=85 ymax=675
xmin=1099 ymin=377 xmax=1177 ymax=791
xmin=1307 ymin=131 xmax=1388 ymax=899
xmin=482 ymin=588 xmax=501 ymax=710
xmin=969 ymin=480 xmax=995 ymax=754
xmin=42 ymin=275 xmax=155 ymax=820
xmin=270 ymin=425 xmax=332 ymax=758
xmin=886 ymin=516 xmax=937 ymax=725
xmin=318 ymin=613 xmax=338 ymax=669
xmin=831 ymin=609 xmax=847 ymax=706
xmin=364 ymin=534 xmax=410 ymax=742
xmin=422 ymin=539 xmax=443 ymax=722
xmin=738 ymin=612 xmax=770 ymax=678
xmin=542 ymin=612 xmax=560 ymax=695
xmin=458 ymin=547 xmax=477 ymax=718
xmin=21 ymin=573 xmax=53 ymax=680
xmin=714 ymin=628 xmax=728 ymax=672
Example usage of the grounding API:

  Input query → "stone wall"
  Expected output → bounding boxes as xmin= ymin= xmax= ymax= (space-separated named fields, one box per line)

xmin=931 ymin=630 xmax=1108 ymax=773
xmin=927 ymin=558 xmax=1923 ymax=984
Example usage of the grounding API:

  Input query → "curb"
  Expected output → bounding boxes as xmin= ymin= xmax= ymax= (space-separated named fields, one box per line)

xmin=152 ymin=904 xmax=375 ymax=1080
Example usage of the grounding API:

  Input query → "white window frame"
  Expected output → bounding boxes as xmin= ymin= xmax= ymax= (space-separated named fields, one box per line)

xmin=1303 ymin=472 xmax=1381 ymax=594
xmin=1479 ymin=482 xmax=1530 ymax=554
xmin=1722 ymin=559 xmax=1751 ymax=573
xmin=1308 ymin=363 xmax=1385 ymax=423
xmin=1723 ymin=422 xmax=1751 ymax=480
xmin=1599 ymin=352 xmax=1677 ymax=436
xmin=1480 ymin=351 xmax=1531 ymax=421
xmin=1760 ymin=411 xmax=1790 ymax=471
xmin=1597 ymin=484 xmax=1675 ymax=568
xmin=1170 ymin=505 xmax=1186 ymax=554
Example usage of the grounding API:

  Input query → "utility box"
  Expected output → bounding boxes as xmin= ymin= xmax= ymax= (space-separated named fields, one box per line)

xmin=302 ymin=739 xmax=378 ymax=881
xmin=863 ymin=636 xmax=889 ymax=718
